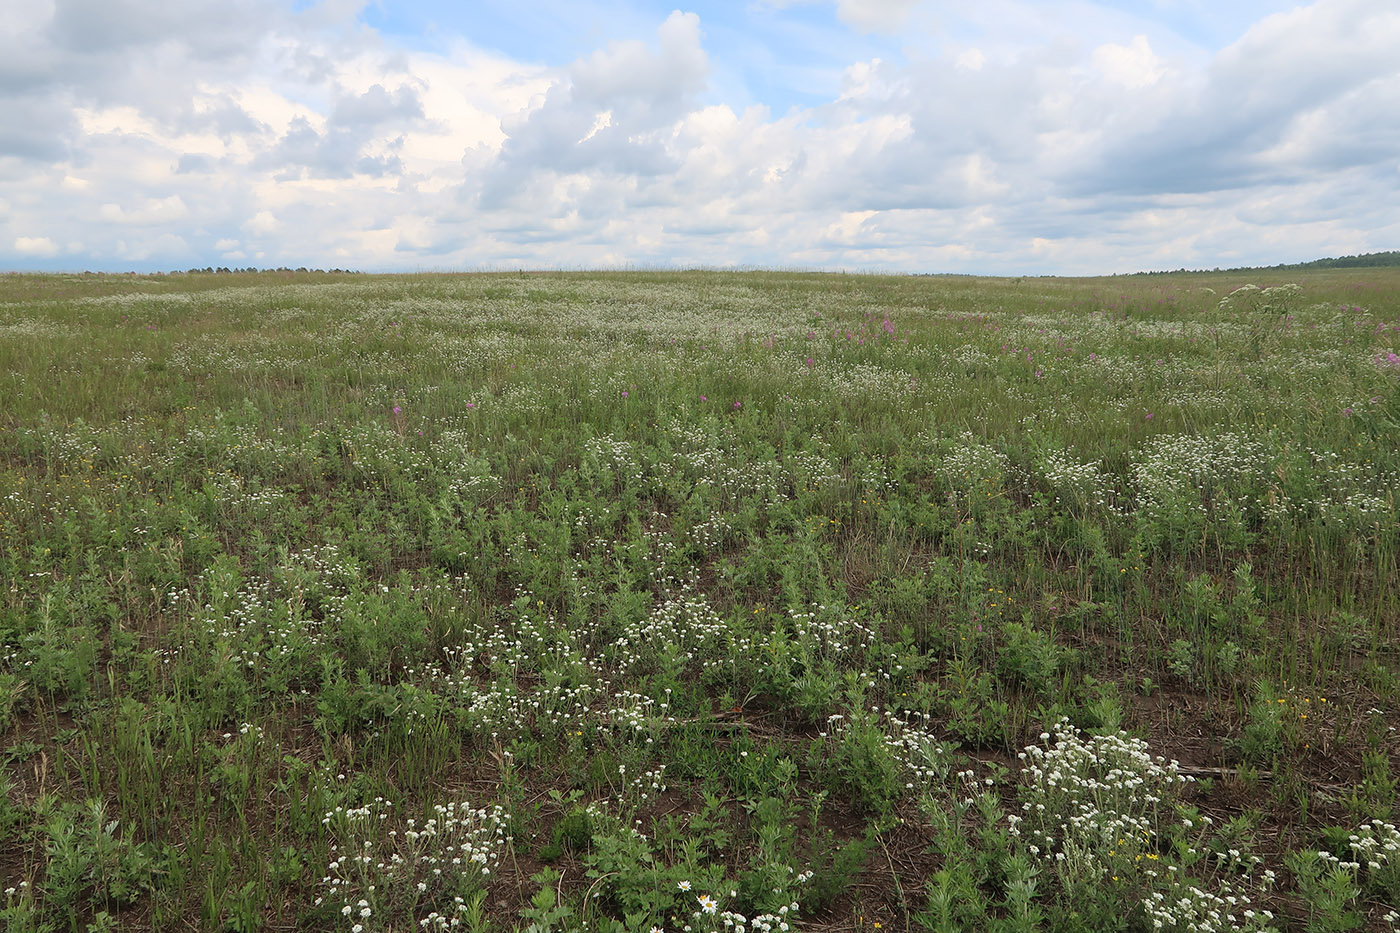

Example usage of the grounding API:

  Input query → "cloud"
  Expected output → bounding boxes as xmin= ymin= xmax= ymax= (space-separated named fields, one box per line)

xmin=1093 ymin=35 xmax=1166 ymax=89
xmin=13 ymin=236 xmax=60 ymax=257
xmin=113 ymin=231 xmax=191 ymax=261
xmin=833 ymin=0 xmax=921 ymax=33
xmin=251 ymin=81 xmax=429 ymax=180
xmin=0 ymin=98 xmax=77 ymax=162
xmin=0 ymin=0 xmax=1396 ymax=274
xmin=477 ymin=11 xmax=708 ymax=208
xmin=1074 ymin=0 xmax=1400 ymax=197
xmin=244 ymin=211 xmax=279 ymax=236
xmin=570 ymin=11 xmax=708 ymax=110
xmin=175 ymin=153 xmax=216 ymax=174
xmin=259 ymin=115 xmax=402 ymax=180
xmin=47 ymin=0 xmax=275 ymax=56
xmin=762 ymin=0 xmax=922 ymax=34
xmin=331 ymin=83 xmax=426 ymax=128
xmin=98 ymin=196 xmax=189 ymax=224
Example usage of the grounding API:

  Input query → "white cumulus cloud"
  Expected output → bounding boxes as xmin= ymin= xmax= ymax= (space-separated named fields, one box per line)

xmin=13 ymin=236 xmax=60 ymax=257
xmin=1093 ymin=35 xmax=1166 ymax=89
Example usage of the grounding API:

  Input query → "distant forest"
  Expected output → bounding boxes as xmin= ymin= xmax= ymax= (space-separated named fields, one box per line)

xmin=1241 ymin=250 xmax=1400 ymax=271
xmin=1130 ymin=250 xmax=1400 ymax=276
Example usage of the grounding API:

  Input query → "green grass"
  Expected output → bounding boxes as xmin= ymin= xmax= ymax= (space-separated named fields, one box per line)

xmin=0 ymin=268 xmax=1398 ymax=932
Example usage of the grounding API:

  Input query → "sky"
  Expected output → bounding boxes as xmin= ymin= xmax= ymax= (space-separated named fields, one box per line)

xmin=2 ymin=0 xmax=1398 ymax=275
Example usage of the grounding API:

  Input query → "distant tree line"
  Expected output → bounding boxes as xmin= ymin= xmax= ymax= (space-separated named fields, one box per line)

xmin=172 ymin=266 xmax=362 ymax=275
xmin=1132 ymin=250 xmax=1400 ymax=275
xmin=1264 ymin=250 xmax=1400 ymax=270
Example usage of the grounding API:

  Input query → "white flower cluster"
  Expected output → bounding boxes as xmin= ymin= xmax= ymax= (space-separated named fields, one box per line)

xmin=1217 ymin=283 xmax=1302 ymax=315
xmin=606 ymin=690 xmax=675 ymax=738
xmin=826 ymin=361 xmax=917 ymax=404
xmin=668 ymin=883 xmax=807 ymax=933
xmin=1306 ymin=449 xmax=1399 ymax=530
xmin=318 ymin=796 xmax=508 ymax=933
xmin=430 ymin=430 xmax=499 ymax=507
xmin=1347 ymin=819 xmax=1400 ymax=875
xmin=1312 ymin=817 xmax=1400 ymax=928
xmin=781 ymin=448 xmax=843 ymax=494
xmin=1010 ymin=719 xmax=1189 ymax=855
xmin=338 ymin=421 xmax=439 ymax=486
xmin=1037 ymin=449 xmax=1122 ymax=515
xmin=190 ymin=574 xmax=329 ymax=672
xmin=1010 ymin=721 xmax=1276 ymax=933
xmin=612 ymin=582 xmax=729 ymax=673
xmin=710 ymin=898 xmax=802 ymax=933
xmin=418 ymin=895 xmax=481 ymax=931
xmin=823 ymin=708 xmax=953 ymax=797
xmin=1316 ymin=491 xmax=1392 ymax=530
xmin=582 ymin=434 xmax=647 ymax=486
xmin=1132 ymin=432 xmax=1273 ymax=511
xmin=1141 ymin=879 xmax=1275 ymax=933
xmin=924 ymin=431 xmax=1011 ymax=492
xmin=687 ymin=513 xmax=734 ymax=554
xmin=677 ymin=446 xmax=782 ymax=503
xmin=787 ymin=607 xmax=879 ymax=663
xmin=205 ymin=469 xmax=289 ymax=516
xmin=625 ymin=764 xmax=669 ymax=807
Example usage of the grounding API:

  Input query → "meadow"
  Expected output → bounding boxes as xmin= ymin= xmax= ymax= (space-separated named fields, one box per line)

xmin=0 ymin=267 xmax=1397 ymax=932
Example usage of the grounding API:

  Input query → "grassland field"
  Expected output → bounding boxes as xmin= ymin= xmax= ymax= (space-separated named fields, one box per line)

xmin=0 ymin=268 xmax=1398 ymax=932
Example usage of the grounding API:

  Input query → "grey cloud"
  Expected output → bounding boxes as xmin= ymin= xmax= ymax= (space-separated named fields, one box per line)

xmin=1210 ymin=0 xmax=1398 ymax=117
xmin=1075 ymin=139 xmax=1276 ymax=197
xmin=0 ymin=41 xmax=60 ymax=94
xmin=1270 ymin=83 xmax=1400 ymax=176
xmin=261 ymin=117 xmax=355 ymax=178
xmin=48 ymin=0 xmax=279 ymax=59
xmin=0 ymin=0 xmax=286 ymax=158
xmin=259 ymin=100 xmax=415 ymax=181
xmin=480 ymin=12 xmax=708 ymax=208
xmin=330 ymin=84 xmax=425 ymax=128
xmin=480 ymin=224 xmax=584 ymax=244
xmin=175 ymin=153 xmax=215 ymax=174
xmin=281 ymin=42 xmax=340 ymax=85
xmin=1067 ymin=0 xmax=1400 ymax=196
xmin=254 ymin=83 xmax=424 ymax=179
xmin=354 ymin=154 xmax=406 ymax=178
xmin=721 ymin=1 xmax=1400 ymax=226
xmin=662 ymin=218 xmax=752 ymax=237
xmin=1233 ymin=166 xmax=1400 ymax=227
xmin=570 ymin=11 xmax=708 ymax=114
xmin=188 ymin=96 xmax=268 ymax=139
xmin=0 ymin=96 xmax=77 ymax=162
xmin=498 ymin=95 xmax=679 ymax=179
xmin=760 ymin=54 xmax=1070 ymax=213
